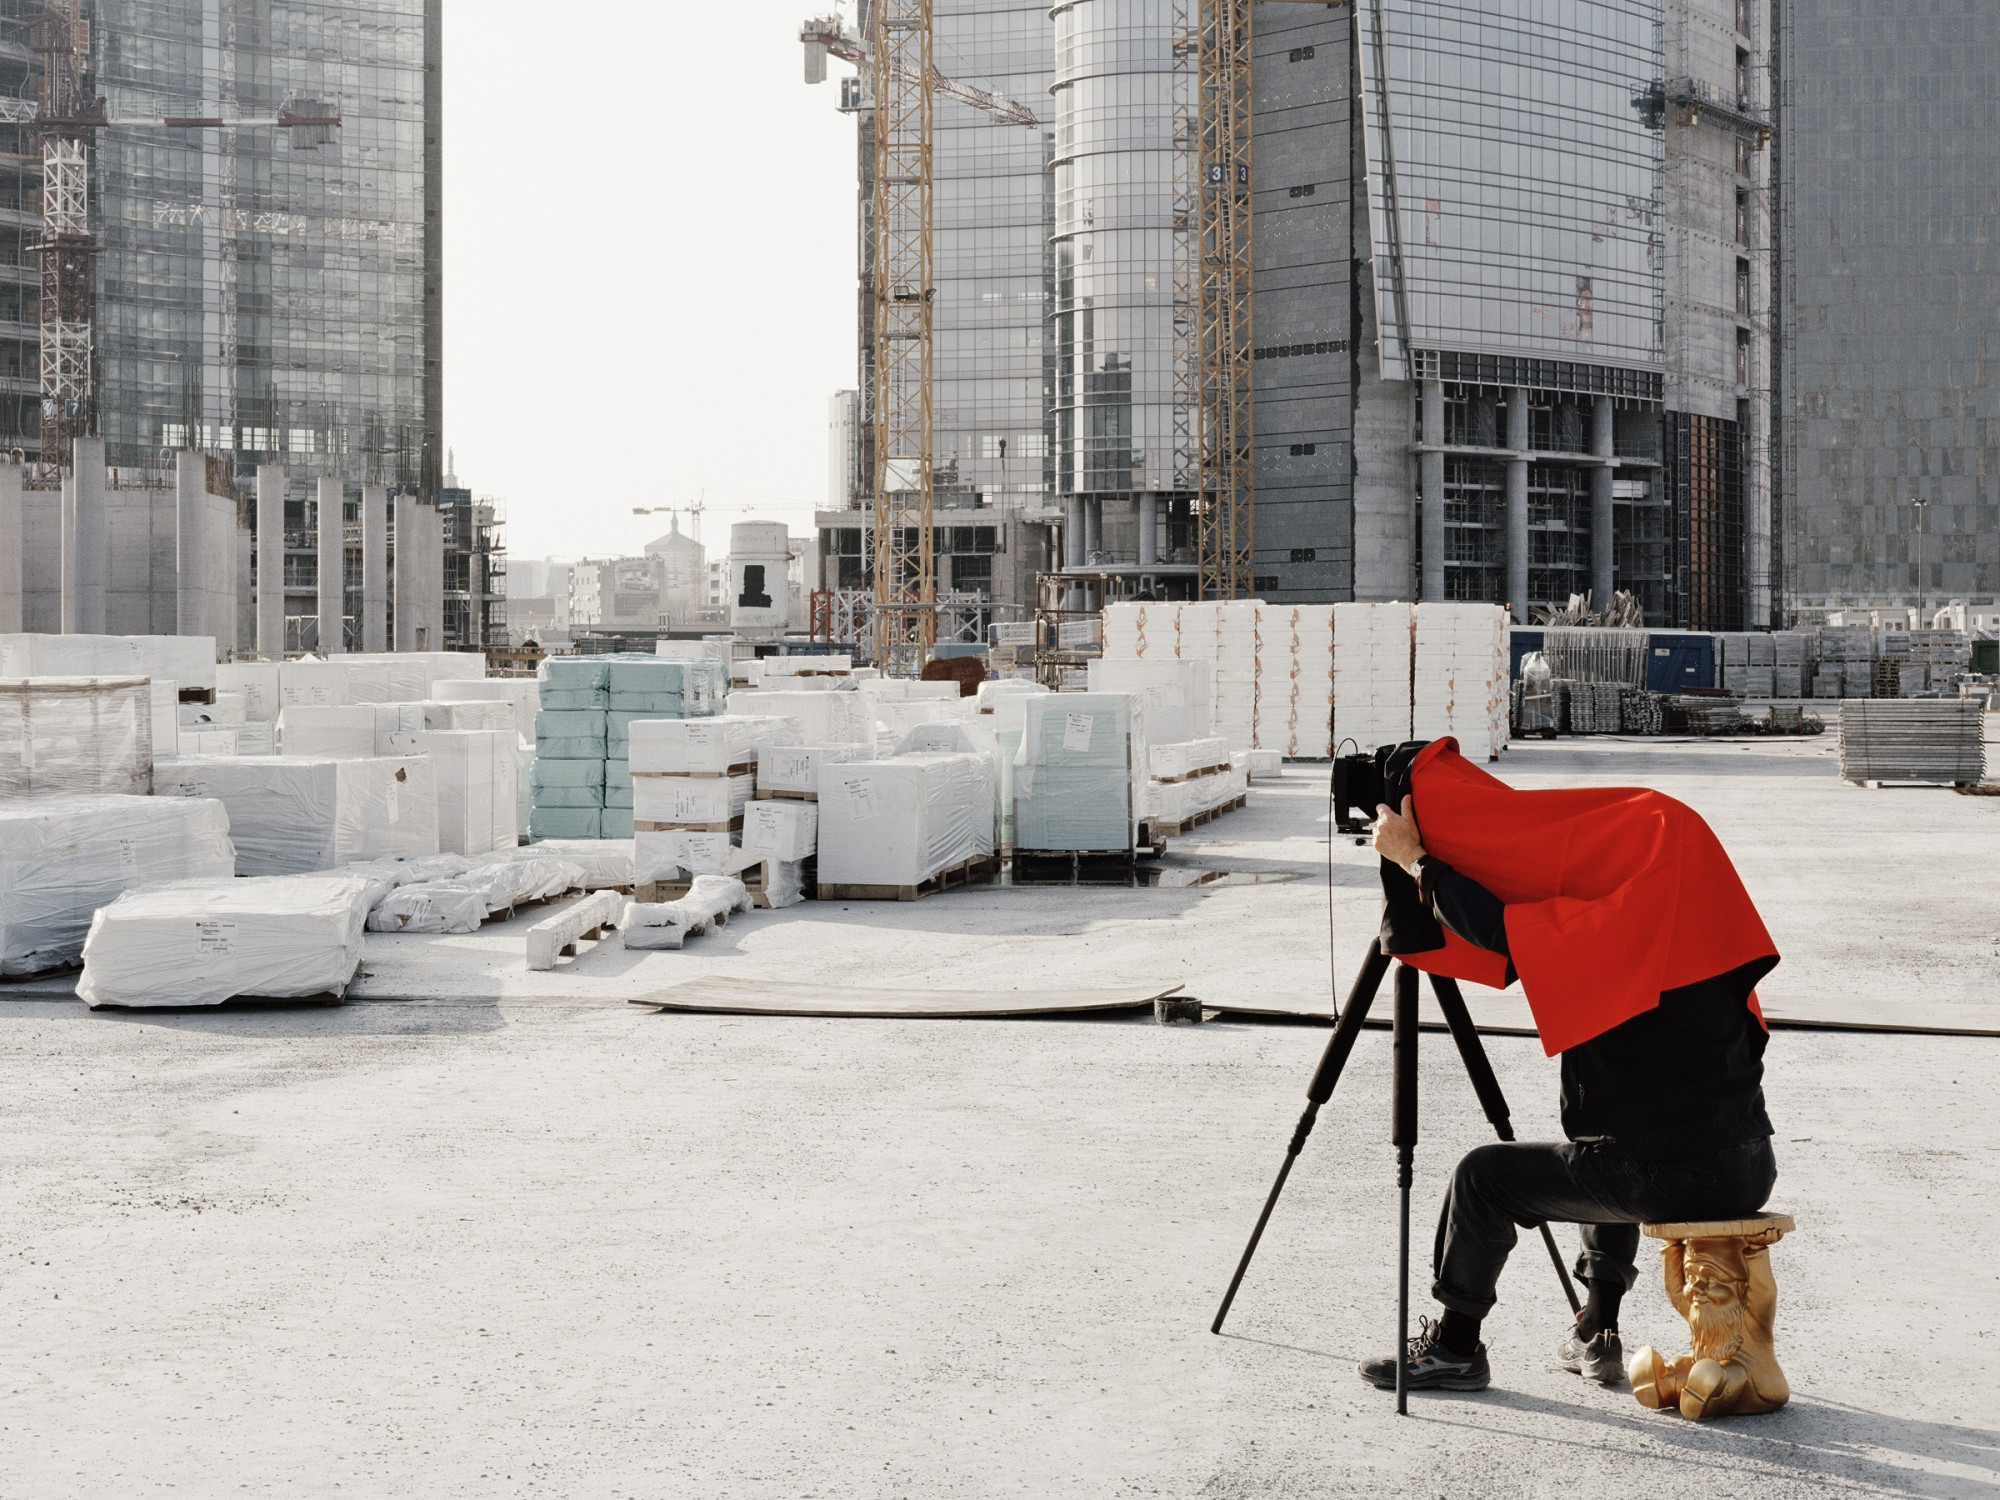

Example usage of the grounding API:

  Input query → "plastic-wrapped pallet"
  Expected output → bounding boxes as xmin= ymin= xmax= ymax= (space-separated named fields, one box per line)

xmin=365 ymin=881 xmax=491 ymax=934
xmin=894 ymin=721 xmax=1006 ymax=845
xmin=816 ymin=753 xmax=995 ymax=889
xmin=419 ymin=699 xmax=516 ymax=734
xmin=1013 ymin=693 xmax=1145 ymax=853
xmin=179 ymin=693 xmax=246 ymax=727
xmin=538 ymin=656 xmax=609 ymax=711
xmin=755 ymin=743 xmax=859 ymax=796
xmin=530 ymin=758 xmax=603 ymax=808
xmin=1150 ymin=737 xmax=1230 ymax=782
xmin=608 ymin=658 xmax=718 ymax=716
xmin=742 ymin=798 xmax=818 ymax=861
xmin=1333 ymin=602 xmax=1414 ymax=753
xmin=974 ymin=679 xmax=1049 ymax=714
xmin=1087 ymin=657 xmax=1211 ymax=746
xmin=154 ymin=755 xmax=439 ymax=874
xmin=632 ymin=773 xmax=754 ymax=825
xmin=874 ymin=697 xmax=970 ymax=754
xmin=217 ymin=662 xmax=282 ymax=722
xmin=0 ymin=794 xmax=236 ymax=976
xmin=178 ymin=723 xmax=276 ymax=757
xmin=77 ymin=873 xmax=374 ymax=1008
xmin=149 ymin=680 xmax=180 ymax=759
xmin=1413 ymin=603 xmax=1510 ymax=761
xmin=278 ymin=659 xmax=353 ymax=709
xmin=277 ymin=703 xmax=377 ymax=757
xmin=535 ymin=709 xmax=606 ymax=761
xmin=336 ymin=853 xmax=476 ymax=910
xmin=416 ymin=729 xmax=517 ymax=856
xmin=733 ymin=690 xmax=873 ymax=746
xmin=431 ymin=678 xmax=539 ymax=741
xmin=635 ymin=828 xmax=737 ymax=883
xmin=1265 ymin=604 xmax=1335 ymax=758
xmin=0 ymin=633 xmax=216 ymax=692
xmin=1208 ymin=603 xmax=1259 ymax=752
xmin=0 ymin=676 xmax=153 ymax=795
xmin=511 ymin=839 xmax=631 ymax=890
xmin=630 ymin=715 xmax=804 ymax=775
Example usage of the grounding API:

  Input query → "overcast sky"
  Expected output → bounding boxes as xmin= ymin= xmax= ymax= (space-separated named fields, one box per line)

xmin=444 ymin=2 xmax=858 ymax=564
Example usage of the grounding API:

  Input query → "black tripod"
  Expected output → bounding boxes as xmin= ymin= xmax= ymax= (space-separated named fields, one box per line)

xmin=1211 ymin=938 xmax=1581 ymax=1414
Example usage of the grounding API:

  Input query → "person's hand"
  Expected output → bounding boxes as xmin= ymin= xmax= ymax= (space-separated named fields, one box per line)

xmin=1371 ymin=795 xmax=1426 ymax=875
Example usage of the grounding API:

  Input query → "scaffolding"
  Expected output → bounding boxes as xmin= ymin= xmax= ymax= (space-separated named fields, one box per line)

xmin=1193 ymin=0 xmax=1254 ymax=601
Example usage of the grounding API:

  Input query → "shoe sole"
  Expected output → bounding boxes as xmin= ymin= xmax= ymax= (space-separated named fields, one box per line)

xmin=1359 ymin=1372 xmax=1491 ymax=1393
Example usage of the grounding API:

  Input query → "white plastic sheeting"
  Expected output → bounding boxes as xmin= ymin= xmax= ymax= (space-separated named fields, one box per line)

xmin=1013 ymin=693 xmax=1146 ymax=853
xmin=622 ymin=876 xmax=752 ymax=950
xmin=741 ymin=798 xmax=818 ymax=861
xmin=633 ymin=829 xmax=734 ymax=884
xmin=77 ymin=874 xmax=374 ymax=1008
xmin=154 ymin=755 xmax=439 ymax=874
xmin=0 ymin=794 xmax=235 ymax=976
xmin=816 ymin=753 xmax=994 ymax=888
xmin=515 ymin=838 xmax=632 ymax=890
xmin=216 ymin=662 xmax=282 ymax=721
xmin=0 ymin=633 xmax=216 ymax=691
xmin=431 ymin=678 xmax=538 ymax=741
xmin=754 ymin=743 xmax=858 ymax=795
xmin=728 ymin=690 xmax=872 ymax=746
xmin=366 ymin=882 xmax=491 ymax=934
xmin=627 ymin=715 xmax=804 ymax=774
xmin=631 ymin=773 xmax=754 ymax=825
xmin=277 ymin=703 xmax=377 ymax=757
xmin=0 ymin=676 xmax=153 ymax=796
xmin=414 ymin=729 xmax=518 ymax=855
xmin=1149 ymin=737 xmax=1230 ymax=782
xmin=1087 ymin=658 xmax=1212 ymax=746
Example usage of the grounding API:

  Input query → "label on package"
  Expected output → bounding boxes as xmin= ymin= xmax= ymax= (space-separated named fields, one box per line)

xmin=765 ymin=749 xmax=812 ymax=786
xmin=684 ymin=722 xmax=719 ymax=747
xmin=838 ymin=774 xmax=877 ymax=822
xmin=195 ymin=920 xmax=236 ymax=957
xmin=1063 ymin=713 xmax=1094 ymax=753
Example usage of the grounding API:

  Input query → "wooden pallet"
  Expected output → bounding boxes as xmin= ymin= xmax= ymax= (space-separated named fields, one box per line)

xmin=754 ymin=788 xmax=818 ymax=802
xmin=0 ymin=960 xmax=79 ymax=986
xmin=1011 ymin=848 xmax=1138 ymax=885
xmin=1150 ymin=793 xmax=1247 ymax=839
xmin=818 ymin=853 xmax=1000 ymax=903
xmin=632 ymin=816 xmax=745 ymax=835
xmin=636 ymin=857 xmax=813 ymax=910
xmin=1152 ymin=764 xmax=1231 ymax=785
xmin=630 ymin=762 xmax=755 ymax=780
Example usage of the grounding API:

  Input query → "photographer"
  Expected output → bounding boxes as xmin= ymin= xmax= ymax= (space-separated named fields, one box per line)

xmin=1354 ymin=739 xmax=1780 ymax=1394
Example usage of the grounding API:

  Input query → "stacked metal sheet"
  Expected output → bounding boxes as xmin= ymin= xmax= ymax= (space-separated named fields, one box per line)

xmin=1618 ymin=689 xmax=1665 ymax=735
xmin=1838 ymin=700 xmax=1985 ymax=783
xmin=1561 ymin=680 xmax=1623 ymax=734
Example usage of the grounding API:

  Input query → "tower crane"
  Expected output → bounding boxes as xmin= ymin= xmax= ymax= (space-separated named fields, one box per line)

xmin=8 ymin=3 xmax=338 ymax=464
xmin=802 ymin=9 xmax=1036 ymax=674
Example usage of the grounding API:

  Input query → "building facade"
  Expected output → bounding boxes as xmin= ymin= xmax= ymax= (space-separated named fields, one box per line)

xmin=1775 ymin=0 xmax=1999 ymax=618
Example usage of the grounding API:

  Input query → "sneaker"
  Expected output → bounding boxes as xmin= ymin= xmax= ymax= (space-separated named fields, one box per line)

xmin=1557 ymin=1328 xmax=1625 ymax=1384
xmin=1358 ymin=1316 xmax=1491 ymax=1392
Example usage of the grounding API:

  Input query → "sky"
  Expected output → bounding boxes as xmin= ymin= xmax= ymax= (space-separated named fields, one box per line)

xmin=444 ymin=2 xmax=858 ymax=565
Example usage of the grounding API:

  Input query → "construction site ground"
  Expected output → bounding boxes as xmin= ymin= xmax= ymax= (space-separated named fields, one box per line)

xmin=3 ymin=736 xmax=1996 ymax=1497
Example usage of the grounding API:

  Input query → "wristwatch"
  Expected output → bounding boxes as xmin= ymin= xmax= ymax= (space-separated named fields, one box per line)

xmin=1407 ymin=854 xmax=1431 ymax=884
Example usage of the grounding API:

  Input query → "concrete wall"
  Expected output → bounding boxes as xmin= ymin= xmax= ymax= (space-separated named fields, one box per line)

xmin=0 ymin=464 xmax=19 ymax=632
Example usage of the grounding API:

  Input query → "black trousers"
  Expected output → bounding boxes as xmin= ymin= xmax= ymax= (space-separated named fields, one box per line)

xmin=1430 ymin=1136 xmax=1778 ymax=1320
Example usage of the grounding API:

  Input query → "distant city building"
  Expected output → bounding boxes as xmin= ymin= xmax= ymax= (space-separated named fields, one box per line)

xmin=642 ymin=522 xmax=707 ymax=625
xmin=1775 ymin=0 xmax=1999 ymax=617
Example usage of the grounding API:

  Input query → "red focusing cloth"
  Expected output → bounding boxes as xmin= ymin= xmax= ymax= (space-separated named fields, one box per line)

xmin=1394 ymin=739 xmax=1777 ymax=1056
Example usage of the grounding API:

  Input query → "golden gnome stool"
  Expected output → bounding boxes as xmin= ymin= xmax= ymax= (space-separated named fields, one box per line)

xmin=1628 ymin=1214 xmax=1795 ymax=1419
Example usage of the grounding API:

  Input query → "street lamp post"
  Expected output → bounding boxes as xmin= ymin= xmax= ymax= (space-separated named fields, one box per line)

xmin=1910 ymin=496 xmax=1928 ymax=623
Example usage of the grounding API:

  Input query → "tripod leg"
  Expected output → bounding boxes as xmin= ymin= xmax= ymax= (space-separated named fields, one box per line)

xmin=1392 ymin=962 xmax=1419 ymax=1416
xmin=1428 ymin=973 xmax=1582 ymax=1315
xmin=1210 ymin=941 xmax=1391 ymax=1335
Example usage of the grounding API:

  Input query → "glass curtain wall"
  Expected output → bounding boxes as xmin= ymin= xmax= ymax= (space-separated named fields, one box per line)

xmin=1357 ymin=0 xmax=1664 ymax=376
xmin=934 ymin=0 xmax=1053 ymax=525
xmin=93 ymin=1 xmax=433 ymax=485
xmin=1049 ymin=0 xmax=1181 ymax=515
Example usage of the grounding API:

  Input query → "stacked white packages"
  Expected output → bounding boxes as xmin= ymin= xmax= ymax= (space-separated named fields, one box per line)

xmin=1263 ymin=604 xmax=1335 ymax=758
xmin=894 ymin=721 xmax=1006 ymax=845
xmin=518 ymin=839 xmax=630 ymax=890
xmin=278 ymin=704 xmax=377 ymax=757
xmin=179 ymin=723 xmax=276 ymax=758
xmin=421 ymin=699 xmax=517 ymax=734
xmin=216 ymin=662 xmax=282 ymax=721
xmin=630 ymin=715 xmax=803 ymax=775
xmin=0 ymin=634 xmax=216 ymax=693
xmin=1333 ymin=602 xmax=1415 ymax=753
xmin=816 ymin=753 xmax=995 ymax=888
xmin=1013 ymin=693 xmax=1146 ymax=852
xmin=874 ymin=697 xmax=972 ymax=754
xmin=1102 ymin=600 xmax=1332 ymax=758
xmin=415 ymin=729 xmax=519 ymax=855
xmin=1087 ymin=658 xmax=1211 ymax=746
xmin=0 ymin=676 xmax=154 ymax=796
xmin=634 ymin=829 xmax=736 ymax=883
xmin=77 ymin=874 xmax=375 ymax=1009
xmin=430 ymin=678 xmax=539 ymax=742
xmin=742 ymin=799 xmax=819 ymax=861
xmin=632 ymin=773 xmax=755 ymax=825
xmin=150 ymin=682 xmax=181 ymax=758
xmin=1149 ymin=737 xmax=1230 ymax=781
xmin=1412 ymin=603 xmax=1510 ymax=761
xmin=0 ymin=795 xmax=236 ymax=976
xmin=154 ymin=755 xmax=438 ymax=874
xmin=755 ymin=743 xmax=860 ymax=796
xmin=729 ymin=690 xmax=872 ymax=746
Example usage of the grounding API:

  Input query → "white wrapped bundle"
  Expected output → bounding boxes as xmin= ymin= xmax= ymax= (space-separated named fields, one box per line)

xmin=179 ymin=723 xmax=276 ymax=758
xmin=464 ymin=849 xmax=585 ymax=909
xmin=762 ymin=655 xmax=850 ymax=677
xmin=417 ymin=699 xmax=516 ymax=734
xmin=1334 ymin=602 xmax=1415 ymax=753
xmin=974 ymin=679 xmax=1049 ymax=713
xmin=0 ymin=633 xmax=216 ymax=691
xmin=77 ymin=874 xmax=374 ymax=1008
xmin=337 ymin=853 xmax=476 ymax=909
xmin=1145 ymin=778 xmax=1196 ymax=825
xmin=413 ymin=729 xmax=516 ymax=856
xmin=732 ymin=690 xmax=872 ymax=746
xmin=1413 ymin=602 xmax=1509 ymax=760
xmin=0 ymin=676 xmax=153 ymax=796
xmin=431 ymin=678 xmax=539 ymax=741
xmin=741 ymin=799 xmax=818 ymax=861
xmin=278 ymin=659 xmax=353 ymax=708
xmin=632 ymin=773 xmax=754 ymax=825
xmin=179 ymin=694 xmax=246 ymax=726
xmin=634 ymin=829 xmax=735 ymax=883
xmin=154 ymin=755 xmax=439 ymax=874
xmin=506 ymin=839 xmax=631 ymax=890
xmin=816 ymin=753 xmax=993 ymax=888
xmin=217 ymin=662 xmax=282 ymax=722
xmin=278 ymin=703 xmax=377 ymax=757
xmin=755 ymin=743 xmax=859 ymax=795
xmin=630 ymin=715 xmax=803 ymax=774
xmin=0 ymin=795 xmax=236 ymax=976
xmin=622 ymin=875 xmax=752 ymax=950
xmin=1013 ymin=693 xmax=1145 ymax=852
xmin=1088 ymin=657 xmax=1212 ymax=745
xmin=1149 ymin=737 xmax=1230 ymax=781
xmin=149 ymin=681 xmax=180 ymax=759
xmin=365 ymin=881 xmax=491 ymax=934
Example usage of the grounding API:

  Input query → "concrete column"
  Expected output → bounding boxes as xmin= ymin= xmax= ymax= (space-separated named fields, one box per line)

xmin=393 ymin=490 xmax=418 ymax=651
xmin=425 ymin=502 xmax=446 ymax=649
xmin=256 ymin=464 xmax=285 ymax=659
xmin=1420 ymin=380 xmax=1446 ymax=601
xmin=59 ymin=473 xmax=76 ymax=632
xmin=175 ymin=451 xmax=204 ymax=636
xmin=1083 ymin=496 xmax=1102 ymax=563
xmin=1591 ymin=395 xmax=1616 ymax=609
xmin=0 ymin=463 xmax=21 ymax=632
xmin=1137 ymin=493 xmax=1158 ymax=568
xmin=72 ymin=436 xmax=106 ymax=633
xmin=1505 ymin=388 xmax=1530 ymax=623
xmin=316 ymin=476 xmax=345 ymax=654
xmin=1063 ymin=497 xmax=1084 ymax=568
xmin=361 ymin=484 xmax=389 ymax=651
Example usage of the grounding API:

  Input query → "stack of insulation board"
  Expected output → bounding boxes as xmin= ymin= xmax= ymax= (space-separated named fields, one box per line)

xmin=1332 ymin=603 xmax=1414 ymax=753
xmin=154 ymin=754 xmax=439 ymax=874
xmin=1086 ymin=658 xmax=1210 ymax=747
xmin=816 ymin=753 xmax=995 ymax=893
xmin=0 ymin=634 xmax=217 ymax=695
xmin=628 ymin=715 xmax=802 ymax=883
xmin=1144 ymin=737 xmax=1232 ymax=829
xmin=0 ymin=676 xmax=154 ymax=795
xmin=1101 ymin=600 xmax=1333 ymax=758
xmin=1012 ymin=693 xmax=1144 ymax=853
xmin=1260 ymin=604 xmax=1334 ymax=758
xmin=1412 ymin=603 xmax=1509 ymax=761
xmin=529 ymin=656 xmax=724 ymax=842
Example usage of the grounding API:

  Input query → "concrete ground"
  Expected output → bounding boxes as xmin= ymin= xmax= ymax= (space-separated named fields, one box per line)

xmin=4 ymin=738 xmax=1997 ymax=1497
